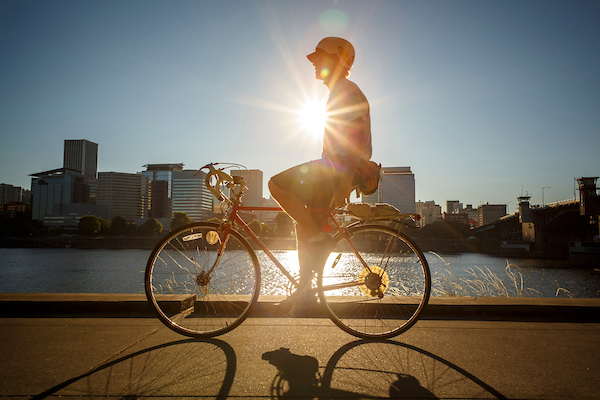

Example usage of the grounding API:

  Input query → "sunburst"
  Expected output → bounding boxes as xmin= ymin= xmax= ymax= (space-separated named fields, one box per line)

xmin=297 ymin=97 xmax=328 ymax=138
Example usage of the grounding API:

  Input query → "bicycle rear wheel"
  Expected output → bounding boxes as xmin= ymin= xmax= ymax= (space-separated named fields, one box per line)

xmin=318 ymin=224 xmax=430 ymax=339
xmin=145 ymin=222 xmax=260 ymax=337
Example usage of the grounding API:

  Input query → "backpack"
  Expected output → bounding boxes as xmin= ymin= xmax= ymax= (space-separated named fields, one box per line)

xmin=353 ymin=159 xmax=381 ymax=196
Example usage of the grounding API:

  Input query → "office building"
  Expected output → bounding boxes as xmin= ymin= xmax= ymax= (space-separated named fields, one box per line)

xmin=96 ymin=172 xmax=149 ymax=221
xmin=443 ymin=212 xmax=469 ymax=226
xmin=415 ymin=201 xmax=442 ymax=227
xmin=171 ymin=170 xmax=213 ymax=221
xmin=30 ymin=168 xmax=90 ymax=221
xmin=478 ymin=203 xmax=507 ymax=226
xmin=446 ymin=200 xmax=463 ymax=214
xmin=0 ymin=184 xmax=24 ymax=205
xmin=231 ymin=169 xmax=263 ymax=207
xmin=367 ymin=167 xmax=415 ymax=214
xmin=63 ymin=139 xmax=98 ymax=181
xmin=463 ymin=204 xmax=478 ymax=227
xmin=142 ymin=163 xmax=184 ymax=219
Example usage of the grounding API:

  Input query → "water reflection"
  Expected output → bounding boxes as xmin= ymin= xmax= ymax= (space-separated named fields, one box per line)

xmin=0 ymin=248 xmax=598 ymax=297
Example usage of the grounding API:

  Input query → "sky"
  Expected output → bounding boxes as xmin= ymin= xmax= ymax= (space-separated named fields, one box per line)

xmin=1 ymin=0 xmax=599 ymax=214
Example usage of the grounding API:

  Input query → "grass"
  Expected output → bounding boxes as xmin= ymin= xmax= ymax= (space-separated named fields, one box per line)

xmin=429 ymin=252 xmax=572 ymax=298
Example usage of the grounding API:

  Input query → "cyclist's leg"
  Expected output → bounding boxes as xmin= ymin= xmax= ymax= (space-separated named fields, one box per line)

xmin=268 ymin=164 xmax=323 ymax=238
xmin=296 ymin=223 xmax=312 ymax=287
xmin=270 ymin=159 xmax=335 ymax=282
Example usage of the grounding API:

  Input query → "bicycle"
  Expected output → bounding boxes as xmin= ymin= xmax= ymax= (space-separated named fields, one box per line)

xmin=145 ymin=163 xmax=431 ymax=339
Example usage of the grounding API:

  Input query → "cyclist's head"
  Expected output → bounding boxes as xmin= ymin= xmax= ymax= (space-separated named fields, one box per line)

xmin=307 ymin=37 xmax=354 ymax=80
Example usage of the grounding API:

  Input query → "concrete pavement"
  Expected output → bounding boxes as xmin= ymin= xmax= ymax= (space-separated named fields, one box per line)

xmin=0 ymin=295 xmax=599 ymax=399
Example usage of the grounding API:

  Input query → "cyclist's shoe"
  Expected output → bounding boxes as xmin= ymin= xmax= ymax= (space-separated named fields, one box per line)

xmin=277 ymin=288 xmax=317 ymax=317
xmin=276 ymin=291 xmax=299 ymax=315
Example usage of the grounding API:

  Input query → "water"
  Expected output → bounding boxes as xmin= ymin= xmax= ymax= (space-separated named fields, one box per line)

xmin=0 ymin=248 xmax=598 ymax=297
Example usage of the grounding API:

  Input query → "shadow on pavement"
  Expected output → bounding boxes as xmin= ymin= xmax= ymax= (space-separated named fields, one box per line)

xmin=263 ymin=340 xmax=507 ymax=399
xmin=32 ymin=338 xmax=236 ymax=399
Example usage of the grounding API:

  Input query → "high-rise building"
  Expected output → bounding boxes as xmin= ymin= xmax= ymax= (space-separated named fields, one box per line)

xmin=96 ymin=172 xmax=149 ymax=221
xmin=366 ymin=167 xmax=415 ymax=213
xmin=231 ymin=169 xmax=263 ymax=208
xmin=63 ymin=140 xmax=98 ymax=181
xmin=142 ymin=163 xmax=184 ymax=219
xmin=171 ymin=170 xmax=213 ymax=221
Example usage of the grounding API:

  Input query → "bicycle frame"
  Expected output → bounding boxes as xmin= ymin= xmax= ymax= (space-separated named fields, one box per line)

xmin=217 ymin=202 xmax=365 ymax=292
xmin=146 ymin=163 xmax=431 ymax=339
xmin=201 ymin=162 xmax=397 ymax=294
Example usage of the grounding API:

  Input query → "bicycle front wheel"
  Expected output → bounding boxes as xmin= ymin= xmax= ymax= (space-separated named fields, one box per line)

xmin=318 ymin=224 xmax=430 ymax=339
xmin=145 ymin=222 xmax=260 ymax=337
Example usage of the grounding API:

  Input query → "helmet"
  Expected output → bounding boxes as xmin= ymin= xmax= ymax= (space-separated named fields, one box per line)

xmin=307 ymin=37 xmax=355 ymax=70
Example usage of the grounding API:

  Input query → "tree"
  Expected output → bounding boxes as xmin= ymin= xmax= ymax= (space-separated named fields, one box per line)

xmin=111 ymin=216 xmax=129 ymax=236
xmin=171 ymin=212 xmax=193 ymax=230
xmin=208 ymin=217 xmax=222 ymax=224
xmin=127 ymin=222 xmax=138 ymax=237
xmin=260 ymin=222 xmax=271 ymax=237
xmin=139 ymin=218 xmax=163 ymax=236
xmin=274 ymin=212 xmax=294 ymax=237
xmin=98 ymin=217 xmax=111 ymax=236
xmin=78 ymin=215 xmax=101 ymax=236
xmin=248 ymin=219 xmax=262 ymax=236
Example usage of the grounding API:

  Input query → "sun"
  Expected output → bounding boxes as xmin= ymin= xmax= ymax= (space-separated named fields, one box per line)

xmin=298 ymin=98 xmax=327 ymax=138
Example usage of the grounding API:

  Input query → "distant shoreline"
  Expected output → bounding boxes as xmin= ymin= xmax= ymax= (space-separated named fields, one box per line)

xmin=0 ymin=235 xmax=572 ymax=261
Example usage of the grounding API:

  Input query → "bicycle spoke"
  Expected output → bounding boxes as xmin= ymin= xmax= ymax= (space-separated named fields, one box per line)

xmin=319 ymin=224 xmax=430 ymax=339
xmin=145 ymin=223 xmax=260 ymax=337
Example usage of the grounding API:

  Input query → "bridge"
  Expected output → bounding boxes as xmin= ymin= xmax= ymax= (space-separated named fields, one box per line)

xmin=470 ymin=178 xmax=599 ymax=262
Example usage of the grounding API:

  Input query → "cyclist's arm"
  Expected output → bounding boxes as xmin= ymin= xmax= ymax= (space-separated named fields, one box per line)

xmin=332 ymin=117 xmax=369 ymax=206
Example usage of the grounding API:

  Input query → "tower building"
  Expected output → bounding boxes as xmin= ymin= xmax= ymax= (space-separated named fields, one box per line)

xmin=142 ymin=163 xmax=184 ymax=219
xmin=171 ymin=169 xmax=213 ymax=221
xmin=364 ymin=167 xmax=415 ymax=214
xmin=231 ymin=169 xmax=263 ymax=208
xmin=63 ymin=140 xmax=98 ymax=181
xmin=96 ymin=172 xmax=149 ymax=221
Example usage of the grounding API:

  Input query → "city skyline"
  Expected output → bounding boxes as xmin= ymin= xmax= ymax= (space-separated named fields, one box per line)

xmin=1 ymin=1 xmax=599 ymax=211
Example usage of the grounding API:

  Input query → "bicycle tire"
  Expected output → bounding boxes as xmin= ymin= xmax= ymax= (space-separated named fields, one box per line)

xmin=318 ymin=224 xmax=430 ymax=339
xmin=145 ymin=222 xmax=260 ymax=337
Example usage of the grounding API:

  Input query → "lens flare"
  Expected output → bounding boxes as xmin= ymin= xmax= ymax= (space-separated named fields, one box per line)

xmin=298 ymin=98 xmax=327 ymax=138
xmin=320 ymin=68 xmax=330 ymax=79
xmin=318 ymin=9 xmax=350 ymax=33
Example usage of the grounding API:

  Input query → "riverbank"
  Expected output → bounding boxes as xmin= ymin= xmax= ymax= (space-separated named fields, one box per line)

xmin=0 ymin=235 xmax=592 ymax=265
xmin=2 ymin=293 xmax=599 ymax=321
xmin=0 ymin=235 xmax=518 ymax=254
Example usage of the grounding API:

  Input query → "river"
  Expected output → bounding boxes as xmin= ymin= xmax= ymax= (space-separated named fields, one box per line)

xmin=0 ymin=248 xmax=598 ymax=297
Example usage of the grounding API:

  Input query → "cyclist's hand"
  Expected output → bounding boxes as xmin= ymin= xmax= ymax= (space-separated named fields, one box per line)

xmin=333 ymin=182 xmax=351 ymax=207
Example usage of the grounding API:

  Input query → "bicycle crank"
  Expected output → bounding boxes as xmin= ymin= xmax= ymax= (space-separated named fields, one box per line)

xmin=358 ymin=266 xmax=389 ymax=298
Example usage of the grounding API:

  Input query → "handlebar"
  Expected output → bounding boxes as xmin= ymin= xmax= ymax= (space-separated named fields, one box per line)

xmin=200 ymin=163 xmax=232 ymax=202
xmin=199 ymin=163 xmax=246 ymax=205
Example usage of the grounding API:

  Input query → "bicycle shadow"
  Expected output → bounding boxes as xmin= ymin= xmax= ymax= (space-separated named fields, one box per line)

xmin=32 ymin=338 xmax=236 ymax=399
xmin=262 ymin=340 xmax=507 ymax=399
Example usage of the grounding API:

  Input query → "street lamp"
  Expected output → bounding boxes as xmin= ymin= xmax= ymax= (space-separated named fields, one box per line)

xmin=542 ymin=187 xmax=550 ymax=206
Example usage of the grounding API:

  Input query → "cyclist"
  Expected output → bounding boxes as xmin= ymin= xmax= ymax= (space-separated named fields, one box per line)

xmin=268 ymin=37 xmax=372 ymax=314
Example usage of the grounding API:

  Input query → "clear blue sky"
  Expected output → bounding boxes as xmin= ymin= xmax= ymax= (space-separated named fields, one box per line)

xmin=1 ymin=0 xmax=599 ymax=213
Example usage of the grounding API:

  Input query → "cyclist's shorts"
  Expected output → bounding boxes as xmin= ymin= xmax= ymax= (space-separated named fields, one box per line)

xmin=270 ymin=158 xmax=341 ymax=208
